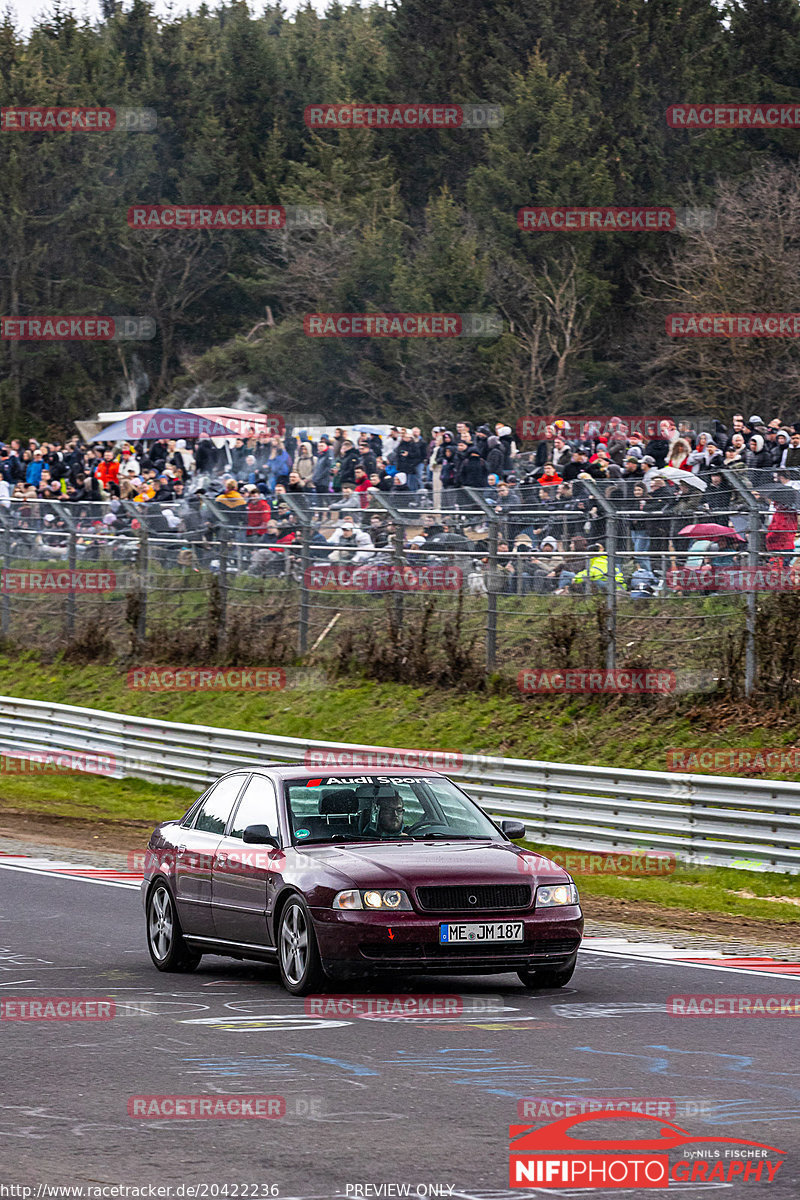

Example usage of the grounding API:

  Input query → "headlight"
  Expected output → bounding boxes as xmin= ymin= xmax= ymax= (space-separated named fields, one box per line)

xmin=536 ymin=883 xmax=579 ymax=908
xmin=333 ymin=889 xmax=412 ymax=911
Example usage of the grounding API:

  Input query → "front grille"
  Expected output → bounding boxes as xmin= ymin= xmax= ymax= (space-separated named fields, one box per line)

xmin=434 ymin=937 xmax=579 ymax=957
xmin=416 ymin=884 xmax=531 ymax=911
xmin=359 ymin=937 xmax=579 ymax=962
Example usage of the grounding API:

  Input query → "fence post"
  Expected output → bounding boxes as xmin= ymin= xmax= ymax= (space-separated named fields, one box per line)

xmin=65 ymin=528 xmax=77 ymax=638
xmin=0 ymin=509 xmax=10 ymax=636
xmin=465 ymin=487 xmax=499 ymax=674
xmin=605 ymin=509 xmax=617 ymax=669
xmin=137 ymin=527 xmax=148 ymax=644
xmin=298 ymin=522 xmax=310 ymax=654
xmin=724 ymin=469 xmax=760 ymax=697
xmin=580 ymin=479 xmax=617 ymax=668
xmin=486 ymin=509 xmax=498 ymax=672
xmin=217 ymin=526 xmax=229 ymax=652
xmin=282 ymin=493 xmax=313 ymax=656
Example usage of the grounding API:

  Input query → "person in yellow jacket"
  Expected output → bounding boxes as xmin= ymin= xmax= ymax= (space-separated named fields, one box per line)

xmin=570 ymin=541 xmax=625 ymax=592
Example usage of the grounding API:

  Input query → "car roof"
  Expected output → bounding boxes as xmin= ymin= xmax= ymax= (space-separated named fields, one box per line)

xmin=244 ymin=763 xmax=445 ymax=780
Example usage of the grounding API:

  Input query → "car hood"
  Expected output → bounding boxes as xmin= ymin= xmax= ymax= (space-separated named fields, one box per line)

xmin=297 ymin=839 xmax=569 ymax=890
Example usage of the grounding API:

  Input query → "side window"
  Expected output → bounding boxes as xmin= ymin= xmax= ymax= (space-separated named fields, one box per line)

xmin=193 ymin=774 xmax=247 ymax=835
xmin=229 ymin=776 xmax=280 ymax=841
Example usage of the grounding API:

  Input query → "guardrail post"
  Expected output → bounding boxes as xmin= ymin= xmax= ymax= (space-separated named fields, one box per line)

xmin=724 ymin=468 xmax=760 ymax=697
xmin=65 ymin=528 xmax=77 ymax=638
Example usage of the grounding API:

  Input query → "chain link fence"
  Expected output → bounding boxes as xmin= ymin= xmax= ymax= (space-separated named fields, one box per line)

xmin=1 ymin=465 xmax=799 ymax=696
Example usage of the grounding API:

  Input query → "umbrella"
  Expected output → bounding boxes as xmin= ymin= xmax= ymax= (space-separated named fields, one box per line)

xmin=656 ymin=466 xmax=707 ymax=491
xmin=678 ymin=523 xmax=746 ymax=542
xmin=351 ymin=424 xmax=388 ymax=435
xmin=756 ymin=484 xmax=800 ymax=510
xmin=426 ymin=532 xmax=473 ymax=551
xmin=91 ymin=408 xmax=244 ymax=442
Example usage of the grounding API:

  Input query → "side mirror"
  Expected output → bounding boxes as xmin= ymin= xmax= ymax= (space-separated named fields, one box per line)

xmin=242 ymin=824 xmax=280 ymax=847
xmin=501 ymin=819 xmax=526 ymax=840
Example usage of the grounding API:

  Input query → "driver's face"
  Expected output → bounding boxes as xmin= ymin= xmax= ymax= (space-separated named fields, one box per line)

xmin=377 ymin=797 xmax=404 ymax=834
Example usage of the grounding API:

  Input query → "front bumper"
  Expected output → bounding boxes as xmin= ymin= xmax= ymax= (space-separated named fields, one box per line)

xmin=310 ymin=905 xmax=583 ymax=974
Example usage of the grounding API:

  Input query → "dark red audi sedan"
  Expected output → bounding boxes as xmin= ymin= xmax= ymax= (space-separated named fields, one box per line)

xmin=141 ymin=766 xmax=583 ymax=994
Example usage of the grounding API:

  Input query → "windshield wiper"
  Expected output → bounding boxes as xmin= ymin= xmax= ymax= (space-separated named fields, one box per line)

xmin=421 ymin=834 xmax=493 ymax=840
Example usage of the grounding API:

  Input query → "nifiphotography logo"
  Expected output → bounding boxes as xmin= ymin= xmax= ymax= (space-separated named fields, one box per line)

xmin=509 ymin=1111 xmax=785 ymax=1188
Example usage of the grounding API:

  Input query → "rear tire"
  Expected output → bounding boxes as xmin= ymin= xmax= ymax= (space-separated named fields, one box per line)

xmin=277 ymin=896 xmax=325 ymax=996
xmin=517 ymin=956 xmax=576 ymax=990
xmin=146 ymin=881 xmax=202 ymax=973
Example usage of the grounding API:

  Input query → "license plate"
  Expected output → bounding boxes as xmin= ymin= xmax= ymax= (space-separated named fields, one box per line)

xmin=439 ymin=922 xmax=523 ymax=944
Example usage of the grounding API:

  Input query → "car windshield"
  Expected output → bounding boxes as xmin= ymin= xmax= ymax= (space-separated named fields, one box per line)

xmin=284 ymin=775 xmax=501 ymax=844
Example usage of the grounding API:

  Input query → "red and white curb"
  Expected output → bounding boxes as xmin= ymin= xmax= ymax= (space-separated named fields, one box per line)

xmin=582 ymin=935 xmax=800 ymax=979
xmin=0 ymin=852 xmax=141 ymax=889
xmin=0 ymin=856 xmax=799 ymax=979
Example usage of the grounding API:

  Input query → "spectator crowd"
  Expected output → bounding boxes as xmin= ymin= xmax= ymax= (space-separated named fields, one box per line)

xmin=1 ymin=413 xmax=799 ymax=596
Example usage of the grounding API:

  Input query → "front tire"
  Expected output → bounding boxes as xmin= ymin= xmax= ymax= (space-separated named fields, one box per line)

xmin=146 ymin=881 xmax=202 ymax=973
xmin=517 ymin=956 xmax=576 ymax=990
xmin=277 ymin=897 xmax=325 ymax=996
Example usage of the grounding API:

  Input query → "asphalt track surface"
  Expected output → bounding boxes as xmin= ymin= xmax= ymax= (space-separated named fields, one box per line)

xmin=1 ymin=865 xmax=799 ymax=1198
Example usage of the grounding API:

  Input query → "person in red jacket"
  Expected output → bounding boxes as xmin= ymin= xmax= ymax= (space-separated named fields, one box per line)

xmin=354 ymin=466 xmax=372 ymax=508
xmin=243 ymin=485 xmax=271 ymax=538
xmin=94 ymin=450 xmax=120 ymax=493
xmin=765 ymin=503 xmax=798 ymax=567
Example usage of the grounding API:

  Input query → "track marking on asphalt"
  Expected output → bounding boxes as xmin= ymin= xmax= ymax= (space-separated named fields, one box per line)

xmin=581 ymin=940 xmax=800 ymax=980
xmin=0 ymin=859 xmax=141 ymax=889
xmin=581 ymin=948 xmax=800 ymax=980
xmin=2 ymin=858 xmax=800 ymax=981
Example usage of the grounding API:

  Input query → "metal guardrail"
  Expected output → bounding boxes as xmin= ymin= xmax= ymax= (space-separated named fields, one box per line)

xmin=0 ymin=695 xmax=797 ymax=873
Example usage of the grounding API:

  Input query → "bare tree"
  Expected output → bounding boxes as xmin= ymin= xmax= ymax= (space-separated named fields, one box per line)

xmin=485 ymin=247 xmax=602 ymax=417
xmin=633 ymin=164 xmax=800 ymax=420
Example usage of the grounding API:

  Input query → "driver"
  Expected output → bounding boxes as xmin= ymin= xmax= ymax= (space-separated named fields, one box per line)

xmin=365 ymin=794 xmax=406 ymax=838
